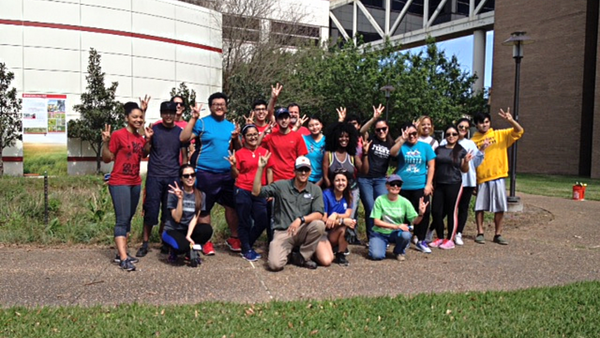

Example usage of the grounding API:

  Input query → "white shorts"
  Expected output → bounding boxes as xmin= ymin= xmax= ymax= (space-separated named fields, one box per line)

xmin=475 ymin=178 xmax=507 ymax=213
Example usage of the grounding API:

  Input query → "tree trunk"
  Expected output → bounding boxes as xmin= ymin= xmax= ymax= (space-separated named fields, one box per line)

xmin=0 ymin=156 xmax=4 ymax=177
xmin=95 ymin=141 xmax=102 ymax=174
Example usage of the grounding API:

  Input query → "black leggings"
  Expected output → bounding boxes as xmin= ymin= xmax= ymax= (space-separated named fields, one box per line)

xmin=400 ymin=189 xmax=430 ymax=241
xmin=430 ymin=183 xmax=462 ymax=240
xmin=456 ymin=187 xmax=475 ymax=234
xmin=162 ymin=224 xmax=213 ymax=254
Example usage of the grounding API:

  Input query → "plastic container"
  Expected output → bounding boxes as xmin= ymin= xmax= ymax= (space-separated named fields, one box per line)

xmin=572 ymin=185 xmax=586 ymax=201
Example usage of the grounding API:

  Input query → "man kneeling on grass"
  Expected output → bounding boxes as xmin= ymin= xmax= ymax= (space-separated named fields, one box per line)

xmin=252 ymin=154 xmax=325 ymax=271
xmin=369 ymin=174 xmax=428 ymax=261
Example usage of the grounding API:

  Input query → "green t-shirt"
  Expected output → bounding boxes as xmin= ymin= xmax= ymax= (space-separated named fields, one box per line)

xmin=370 ymin=194 xmax=418 ymax=235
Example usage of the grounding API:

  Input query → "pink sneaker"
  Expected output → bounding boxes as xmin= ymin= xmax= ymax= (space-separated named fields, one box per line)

xmin=226 ymin=237 xmax=242 ymax=252
xmin=439 ymin=239 xmax=455 ymax=250
xmin=429 ymin=239 xmax=444 ymax=248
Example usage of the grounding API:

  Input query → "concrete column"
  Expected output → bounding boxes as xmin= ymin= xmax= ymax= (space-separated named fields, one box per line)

xmin=472 ymin=29 xmax=486 ymax=93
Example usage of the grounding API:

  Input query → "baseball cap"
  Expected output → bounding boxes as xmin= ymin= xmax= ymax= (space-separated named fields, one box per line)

xmin=295 ymin=156 xmax=311 ymax=170
xmin=275 ymin=107 xmax=290 ymax=119
xmin=386 ymin=174 xmax=403 ymax=183
xmin=160 ymin=101 xmax=177 ymax=112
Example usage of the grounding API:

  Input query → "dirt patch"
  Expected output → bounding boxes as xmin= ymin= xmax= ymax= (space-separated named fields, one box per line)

xmin=483 ymin=203 xmax=554 ymax=230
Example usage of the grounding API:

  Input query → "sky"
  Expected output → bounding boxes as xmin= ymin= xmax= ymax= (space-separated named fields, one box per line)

xmin=407 ymin=30 xmax=495 ymax=89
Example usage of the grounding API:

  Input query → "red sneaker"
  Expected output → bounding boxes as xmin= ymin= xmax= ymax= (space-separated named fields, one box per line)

xmin=226 ymin=237 xmax=242 ymax=252
xmin=202 ymin=241 xmax=215 ymax=256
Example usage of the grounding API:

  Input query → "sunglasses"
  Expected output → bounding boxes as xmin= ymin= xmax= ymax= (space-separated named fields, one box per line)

xmin=375 ymin=127 xmax=388 ymax=133
xmin=457 ymin=125 xmax=469 ymax=130
xmin=175 ymin=102 xmax=184 ymax=107
xmin=408 ymin=132 xmax=418 ymax=137
xmin=446 ymin=132 xmax=459 ymax=137
xmin=182 ymin=173 xmax=196 ymax=179
xmin=296 ymin=167 xmax=310 ymax=173
xmin=388 ymin=181 xmax=402 ymax=187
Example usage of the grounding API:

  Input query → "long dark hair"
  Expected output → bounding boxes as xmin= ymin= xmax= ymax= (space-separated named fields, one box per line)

xmin=179 ymin=164 xmax=203 ymax=215
xmin=372 ymin=119 xmax=394 ymax=146
xmin=443 ymin=125 xmax=465 ymax=164
xmin=329 ymin=169 xmax=352 ymax=205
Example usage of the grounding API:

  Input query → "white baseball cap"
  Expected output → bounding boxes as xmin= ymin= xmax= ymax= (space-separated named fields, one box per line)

xmin=295 ymin=156 xmax=311 ymax=170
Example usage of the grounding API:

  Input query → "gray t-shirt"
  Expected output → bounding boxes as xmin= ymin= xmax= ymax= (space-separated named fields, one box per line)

xmin=164 ymin=190 xmax=206 ymax=232
xmin=258 ymin=179 xmax=324 ymax=230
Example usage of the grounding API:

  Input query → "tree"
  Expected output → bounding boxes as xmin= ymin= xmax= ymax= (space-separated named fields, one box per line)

xmin=68 ymin=48 xmax=123 ymax=173
xmin=170 ymin=82 xmax=196 ymax=121
xmin=0 ymin=62 xmax=23 ymax=176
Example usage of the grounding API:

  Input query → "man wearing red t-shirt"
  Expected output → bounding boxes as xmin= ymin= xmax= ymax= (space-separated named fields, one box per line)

xmin=261 ymin=108 xmax=308 ymax=183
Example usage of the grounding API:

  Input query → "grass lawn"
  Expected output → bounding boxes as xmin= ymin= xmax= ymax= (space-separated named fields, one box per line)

xmin=1 ymin=281 xmax=598 ymax=337
xmin=516 ymin=173 xmax=600 ymax=201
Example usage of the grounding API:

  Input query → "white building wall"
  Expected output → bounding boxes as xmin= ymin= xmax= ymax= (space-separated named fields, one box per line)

xmin=0 ymin=0 xmax=223 ymax=175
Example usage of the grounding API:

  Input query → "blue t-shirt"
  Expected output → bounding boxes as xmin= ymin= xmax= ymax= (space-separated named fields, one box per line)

xmin=303 ymin=135 xmax=325 ymax=183
xmin=323 ymin=189 xmax=349 ymax=215
xmin=148 ymin=124 xmax=183 ymax=178
xmin=396 ymin=141 xmax=436 ymax=190
xmin=192 ymin=115 xmax=234 ymax=173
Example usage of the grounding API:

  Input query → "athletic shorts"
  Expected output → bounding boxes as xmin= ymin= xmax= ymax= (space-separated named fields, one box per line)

xmin=143 ymin=176 xmax=179 ymax=226
xmin=195 ymin=169 xmax=235 ymax=215
xmin=475 ymin=178 xmax=508 ymax=213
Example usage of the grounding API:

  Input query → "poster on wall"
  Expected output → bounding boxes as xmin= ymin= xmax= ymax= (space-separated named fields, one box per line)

xmin=22 ymin=94 xmax=67 ymax=175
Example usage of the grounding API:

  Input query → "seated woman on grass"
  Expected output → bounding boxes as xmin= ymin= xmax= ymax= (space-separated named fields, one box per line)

xmin=369 ymin=174 xmax=428 ymax=261
xmin=314 ymin=169 xmax=356 ymax=266
xmin=162 ymin=164 xmax=213 ymax=267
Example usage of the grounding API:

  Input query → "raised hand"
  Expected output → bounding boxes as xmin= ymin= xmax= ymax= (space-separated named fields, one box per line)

xmin=498 ymin=107 xmax=513 ymax=121
xmin=244 ymin=111 xmax=255 ymax=125
xmin=139 ymin=94 xmax=151 ymax=112
xmin=296 ymin=114 xmax=308 ymax=128
xmin=101 ymin=124 xmax=112 ymax=142
xmin=144 ymin=124 xmax=154 ymax=139
xmin=363 ymin=139 xmax=373 ymax=155
xmin=464 ymin=150 xmax=473 ymax=162
xmin=258 ymin=150 xmax=272 ymax=168
xmin=373 ymin=104 xmax=385 ymax=119
xmin=168 ymin=181 xmax=183 ymax=200
xmin=231 ymin=121 xmax=240 ymax=140
xmin=271 ymin=83 xmax=283 ymax=98
xmin=418 ymin=197 xmax=429 ymax=215
xmin=191 ymin=103 xmax=202 ymax=120
xmin=480 ymin=138 xmax=491 ymax=151
xmin=225 ymin=149 xmax=237 ymax=167
xmin=336 ymin=107 xmax=347 ymax=122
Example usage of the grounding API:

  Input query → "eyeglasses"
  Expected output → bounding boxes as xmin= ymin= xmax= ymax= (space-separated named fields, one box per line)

xmin=388 ymin=181 xmax=402 ymax=187
xmin=182 ymin=173 xmax=196 ymax=179
xmin=457 ymin=125 xmax=469 ymax=130
xmin=375 ymin=127 xmax=388 ymax=133
xmin=245 ymin=133 xmax=258 ymax=138
xmin=446 ymin=132 xmax=459 ymax=137
xmin=296 ymin=167 xmax=310 ymax=173
xmin=211 ymin=103 xmax=226 ymax=108
xmin=408 ymin=132 xmax=418 ymax=137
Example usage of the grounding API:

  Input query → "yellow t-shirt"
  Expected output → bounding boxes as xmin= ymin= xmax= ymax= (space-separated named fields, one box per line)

xmin=470 ymin=127 xmax=524 ymax=184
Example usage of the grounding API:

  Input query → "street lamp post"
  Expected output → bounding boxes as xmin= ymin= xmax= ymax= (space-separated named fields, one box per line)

xmin=380 ymin=85 xmax=395 ymax=120
xmin=502 ymin=31 xmax=534 ymax=203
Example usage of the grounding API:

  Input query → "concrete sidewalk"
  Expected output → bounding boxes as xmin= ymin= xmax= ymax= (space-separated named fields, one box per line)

xmin=1 ymin=193 xmax=599 ymax=307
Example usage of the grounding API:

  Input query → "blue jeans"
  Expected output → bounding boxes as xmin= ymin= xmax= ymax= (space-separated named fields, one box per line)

xmin=109 ymin=185 xmax=141 ymax=238
xmin=358 ymin=177 xmax=388 ymax=238
xmin=235 ymin=187 xmax=268 ymax=253
xmin=368 ymin=230 xmax=411 ymax=260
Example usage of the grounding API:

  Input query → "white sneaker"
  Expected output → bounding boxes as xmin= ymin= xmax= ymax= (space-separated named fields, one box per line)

xmin=455 ymin=233 xmax=464 ymax=246
xmin=425 ymin=229 xmax=434 ymax=243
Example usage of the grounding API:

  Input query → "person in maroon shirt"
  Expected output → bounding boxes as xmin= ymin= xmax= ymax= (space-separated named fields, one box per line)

xmin=102 ymin=102 xmax=152 ymax=271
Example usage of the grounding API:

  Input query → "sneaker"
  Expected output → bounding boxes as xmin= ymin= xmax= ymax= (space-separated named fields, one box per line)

xmin=425 ymin=229 xmax=434 ymax=243
xmin=226 ymin=237 xmax=242 ymax=252
xmin=167 ymin=250 xmax=177 ymax=264
xmin=439 ymin=239 xmax=455 ymax=250
xmin=202 ymin=241 xmax=215 ymax=256
xmin=415 ymin=241 xmax=432 ymax=254
xmin=429 ymin=239 xmax=444 ymax=248
xmin=160 ymin=244 xmax=169 ymax=254
xmin=303 ymin=260 xmax=318 ymax=269
xmin=475 ymin=234 xmax=485 ymax=244
xmin=493 ymin=235 xmax=508 ymax=245
xmin=335 ymin=252 xmax=349 ymax=266
xmin=289 ymin=251 xmax=304 ymax=267
xmin=135 ymin=246 xmax=149 ymax=257
xmin=343 ymin=248 xmax=350 ymax=256
xmin=119 ymin=258 xmax=136 ymax=271
xmin=243 ymin=249 xmax=262 ymax=262
xmin=396 ymin=253 xmax=406 ymax=261
xmin=114 ymin=253 xmax=139 ymax=264
xmin=454 ymin=233 xmax=464 ymax=246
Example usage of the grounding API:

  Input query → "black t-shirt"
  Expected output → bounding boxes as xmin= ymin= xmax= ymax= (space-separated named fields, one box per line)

xmin=361 ymin=137 xmax=394 ymax=178
xmin=148 ymin=124 xmax=183 ymax=178
xmin=434 ymin=146 xmax=466 ymax=185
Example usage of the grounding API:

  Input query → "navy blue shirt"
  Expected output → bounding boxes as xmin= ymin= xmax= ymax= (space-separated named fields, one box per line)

xmin=148 ymin=124 xmax=184 ymax=178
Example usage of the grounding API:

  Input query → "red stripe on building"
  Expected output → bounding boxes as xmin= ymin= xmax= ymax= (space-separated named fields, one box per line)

xmin=68 ymin=156 xmax=148 ymax=162
xmin=2 ymin=157 xmax=24 ymax=162
xmin=0 ymin=19 xmax=222 ymax=54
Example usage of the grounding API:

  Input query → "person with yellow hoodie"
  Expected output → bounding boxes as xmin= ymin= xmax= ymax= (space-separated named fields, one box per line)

xmin=470 ymin=109 xmax=524 ymax=245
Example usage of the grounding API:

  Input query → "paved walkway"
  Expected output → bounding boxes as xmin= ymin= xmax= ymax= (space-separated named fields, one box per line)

xmin=1 ymin=193 xmax=599 ymax=307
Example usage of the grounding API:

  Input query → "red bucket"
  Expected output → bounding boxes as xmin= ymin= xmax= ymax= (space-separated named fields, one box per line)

xmin=572 ymin=185 xmax=586 ymax=201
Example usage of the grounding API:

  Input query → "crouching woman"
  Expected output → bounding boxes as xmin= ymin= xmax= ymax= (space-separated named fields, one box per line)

xmin=369 ymin=174 xmax=428 ymax=261
xmin=162 ymin=164 xmax=213 ymax=266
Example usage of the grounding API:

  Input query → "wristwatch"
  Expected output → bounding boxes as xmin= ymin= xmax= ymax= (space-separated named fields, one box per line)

xmin=300 ymin=216 xmax=305 ymax=224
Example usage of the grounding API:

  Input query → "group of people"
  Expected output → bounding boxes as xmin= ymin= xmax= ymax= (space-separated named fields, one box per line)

xmin=101 ymin=83 xmax=524 ymax=272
